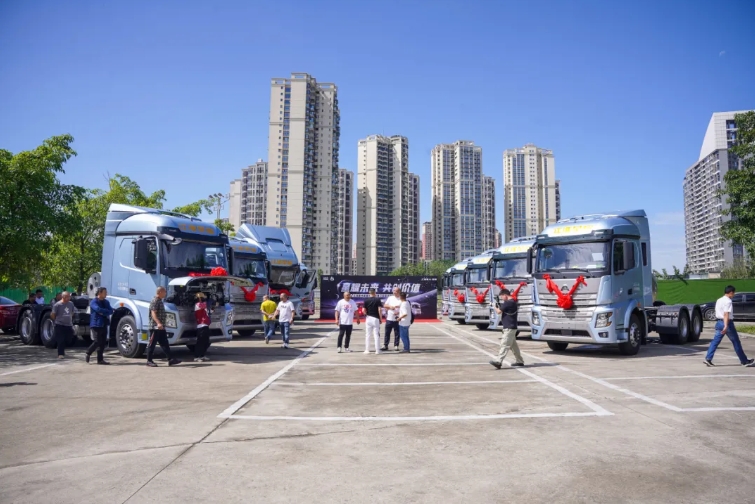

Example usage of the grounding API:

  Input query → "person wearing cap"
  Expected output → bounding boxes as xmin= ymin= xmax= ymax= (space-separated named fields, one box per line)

xmin=193 ymin=292 xmax=211 ymax=362
xmin=489 ymin=288 xmax=524 ymax=369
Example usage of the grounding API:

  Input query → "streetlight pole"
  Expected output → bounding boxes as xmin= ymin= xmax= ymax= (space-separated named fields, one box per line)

xmin=208 ymin=192 xmax=230 ymax=222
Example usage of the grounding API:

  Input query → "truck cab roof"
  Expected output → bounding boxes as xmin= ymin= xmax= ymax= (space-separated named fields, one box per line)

xmin=229 ymin=237 xmax=266 ymax=258
xmin=235 ymin=225 xmax=298 ymax=267
xmin=491 ymin=238 xmax=537 ymax=260
xmin=466 ymin=249 xmax=499 ymax=268
xmin=107 ymin=203 xmax=225 ymax=242
xmin=538 ymin=210 xmax=649 ymax=243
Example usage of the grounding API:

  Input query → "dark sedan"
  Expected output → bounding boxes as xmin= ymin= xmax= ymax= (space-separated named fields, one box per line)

xmin=0 ymin=296 xmax=21 ymax=333
xmin=700 ymin=292 xmax=755 ymax=321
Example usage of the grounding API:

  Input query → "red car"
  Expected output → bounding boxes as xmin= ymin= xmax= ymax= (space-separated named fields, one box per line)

xmin=0 ymin=296 xmax=20 ymax=334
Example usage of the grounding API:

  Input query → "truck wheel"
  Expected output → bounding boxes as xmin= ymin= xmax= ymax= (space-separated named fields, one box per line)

xmin=618 ymin=313 xmax=644 ymax=355
xmin=456 ymin=319 xmax=466 ymax=325
xmin=116 ymin=315 xmax=144 ymax=358
xmin=19 ymin=311 xmax=39 ymax=345
xmin=236 ymin=329 xmax=256 ymax=337
xmin=301 ymin=315 xmax=310 ymax=321
xmin=475 ymin=324 xmax=489 ymax=330
xmin=688 ymin=309 xmax=702 ymax=343
xmin=40 ymin=313 xmax=56 ymax=349
xmin=547 ymin=341 xmax=569 ymax=351
xmin=676 ymin=310 xmax=690 ymax=344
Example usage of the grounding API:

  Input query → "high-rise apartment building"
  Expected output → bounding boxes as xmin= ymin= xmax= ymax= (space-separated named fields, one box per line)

xmin=503 ymin=144 xmax=559 ymax=242
xmin=421 ymin=221 xmax=433 ymax=260
xmin=495 ymin=229 xmax=503 ymax=248
xmin=266 ymin=73 xmax=340 ymax=274
xmin=228 ymin=160 xmax=268 ymax=231
xmin=356 ymin=135 xmax=419 ymax=275
xmin=683 ymin=111 xmax=751 ymax=273
xmin=335 ymin=168 xmax=354 ymax=275
xmin=481 ymin=175 xmax=497 ymax=250
xmin=431 ymin=141 xmax=484 ymax=261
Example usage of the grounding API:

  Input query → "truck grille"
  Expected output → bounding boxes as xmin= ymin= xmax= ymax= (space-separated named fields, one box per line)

xmin=538 ymin=292 xmax=597 ymax=306
xmin=541 ymin=306 xmax=595 ymax=323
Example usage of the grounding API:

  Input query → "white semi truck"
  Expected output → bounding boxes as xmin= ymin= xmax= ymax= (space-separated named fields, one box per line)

xmin=528 ymin=210 xmax=703 ymax=355
xmin=486 ymin=237 xmax=538 ymax=331
xmin=444 ymin=258 xmax=472 ymax=324
xmin=462 ymin=249 xmax=499 ymax=329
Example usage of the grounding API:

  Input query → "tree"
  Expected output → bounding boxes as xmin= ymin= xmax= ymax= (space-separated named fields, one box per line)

xmin=0 ymin=135 xmax=85 ymax=288
xmin=389 ymin=260 xmax=456 ymax=289
xmin=719 ymin=111 xmax=755 ymax=259
xmin=661 ymin=268 xmax=669 ymax=280
xmin=720 ymin=258 xmax=755 ymax=279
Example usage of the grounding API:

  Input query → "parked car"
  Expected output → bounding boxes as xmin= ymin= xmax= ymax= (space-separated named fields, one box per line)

xmin=0 ymin=296 xmax=21 ymax=334
xmin=699 ymin=292 xmax=755 ymax=321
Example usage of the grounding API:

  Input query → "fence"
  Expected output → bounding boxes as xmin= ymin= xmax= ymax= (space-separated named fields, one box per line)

xmin=0 ymin=286 xmax=74 ymax=304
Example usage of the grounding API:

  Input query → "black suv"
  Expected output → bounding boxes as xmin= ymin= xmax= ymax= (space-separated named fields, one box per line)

xmin=700 ymin=292 xmax=755 ymax=321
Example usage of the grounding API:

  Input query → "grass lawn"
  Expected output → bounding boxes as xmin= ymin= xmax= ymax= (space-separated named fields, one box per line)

xmin=656 ymin=279 xmax=755 ymax=305
xmin=738 ymin=324 xmax=755 ymax=335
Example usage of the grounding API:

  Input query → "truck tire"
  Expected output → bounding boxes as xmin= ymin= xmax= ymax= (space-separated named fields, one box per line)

xmin=688 ymin=309 xmax=702 ymax=343
xmin=456 ymin=319 xmax=466 ymax=325
xmin=301 ymin=315 xmax=310 ymax=321
xmin=547 ymin=341 xmax=569 ymax=351
xmin=19 ymin=310 xmax=40 ymax=345
xmin=115 ymin=315 xmax=144 ymax=358
xmin=40 ymin=312 xmax=56 ymax=349
xmin=662 ymin=310 xmax=690 ymax=345
xmin=236 ymin=329 xmax=256 ymax=338
xmin=475 ymin=324 xmax=489 ymax=330
xmin=618 ymin=313 xmax=644 ymax=356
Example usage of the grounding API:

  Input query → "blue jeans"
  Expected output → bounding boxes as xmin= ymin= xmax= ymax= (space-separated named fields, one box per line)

xmin=263 ymin=320 xmax=276 ymax=339
xmin=399 ymin=325 xmax=410 ymax=351
xmin=706 ymin=320 xmax=749 ymax=364
xmin=280 ymin=322 xmax=290 ymax=345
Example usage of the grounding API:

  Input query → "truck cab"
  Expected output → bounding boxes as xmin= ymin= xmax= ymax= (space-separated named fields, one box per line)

xmin=529 ymin=210 xmax=702 ymax=355
xmin=446 ymin=258 xmax=472 ymax=324
xmin=487 ymin=237 xmax=537 ymax=331
xmin=463 ymin=249 xmax=498 ymax=329
xmin=228 ymin=238 xmax=269 ymax=337
xmin=235 ymin=224 xmax=303 ymax=318
xmin=441 ymin=268 xmax=453 ymax=317
xmin=292 ymin=263 xmax=317 ymax=320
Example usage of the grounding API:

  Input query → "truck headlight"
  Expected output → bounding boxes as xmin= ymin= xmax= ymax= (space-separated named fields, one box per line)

xmin=595 ymin=312 xmax=613 ymax=328
xmin=226 ymin=309 xmax=234 ymax=325
xmin=165 ymin=313 xmax=178 ymax=328
xmin=531 ymin=311 xmax=540 ymax=326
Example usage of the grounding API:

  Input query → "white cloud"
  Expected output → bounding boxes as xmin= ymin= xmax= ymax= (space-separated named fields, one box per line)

xmin=649 ymin=211 xmax=686 ymax=271
xmin=719 ymin=50 xmax=726 ymax=57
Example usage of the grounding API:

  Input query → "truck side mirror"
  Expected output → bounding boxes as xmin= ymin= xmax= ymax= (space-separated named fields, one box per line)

xmin=134 ymin=238 xmax=155 ymax=273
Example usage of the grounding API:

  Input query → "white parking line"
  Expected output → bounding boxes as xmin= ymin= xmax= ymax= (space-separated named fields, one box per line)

xmin=217 ymin=331 xmax=334 ymax=419
xmin=0 ymin=363 xmax=57 ymax=376
xmin=277 ymin=379 xmax=538 ymax=386
xmin=431 ymin=325 xmax=613 ymax=417
xmin=604 ymin=374 xmax=755 ymax=381
xmin=299 ymin=362 xmax=490 ymax=367
xmin=228 ymin=412 xmax=605 ymax=422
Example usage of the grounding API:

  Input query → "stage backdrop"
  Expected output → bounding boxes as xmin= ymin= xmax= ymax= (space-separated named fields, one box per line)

xmin=320 ymin=276 xmax=438 ymax=320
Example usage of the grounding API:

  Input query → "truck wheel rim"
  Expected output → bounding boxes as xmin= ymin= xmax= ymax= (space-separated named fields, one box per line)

xmin=42 ymin=319 xmax=54 ymax=343
xmin=628 ymin=322 xmax=640 ymax=347
xmin=119 ymin=324 xmax=135 ymax=352
xmin=21 ymin=317 xmax=32 ymax=340
xmin=693 ymin=315 xmax=701 ymax=335
xmin=680 ymin=318 xmax=688 ymax=339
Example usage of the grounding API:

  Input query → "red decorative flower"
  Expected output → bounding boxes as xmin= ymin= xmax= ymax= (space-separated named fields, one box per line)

xmin=494 ymin=280 xmax=528 ymax=301
xmin=469 ymin=286 xmax=490 ymax=304
xmin=542 ymin=274 xmax=587 ymax=310
xmin=240 ymin=282 xmax=265 ymax=303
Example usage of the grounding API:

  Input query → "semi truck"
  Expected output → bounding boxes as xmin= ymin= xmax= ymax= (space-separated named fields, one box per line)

xmin=445 ymin=258 xmax=472 ymax=324
xmin=228 ymin=238 xmax=269 ymax=337
xmin=528 ymin=210 xmax=703 ymax=356
xmin=17 ymin=204 xmax=252 ymax=357
xmin=292 ymin=263 xmax=317 ymax=320
xmin=235 ymin=224 xmax=303 ymax=318
xmin=487 ymin=237 xmax=538 ymax=332
xmin=462 ymin=249 xmax=499 ymax=329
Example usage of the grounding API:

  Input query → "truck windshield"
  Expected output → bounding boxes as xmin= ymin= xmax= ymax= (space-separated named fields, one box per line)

xmin=270 ymin=266 xmax=296 ymax=288
xmin=161 ymin=241 xmax=228 ymax=272
xmin=466 ymin=267 xmax=489 ymax=284
xmin=451 ymin=273 xmax=465 ymax=286
xmin=234 ymin=255 xmax=266 ymax=279
xmin=493 ymin=257 xmax=528 ymax=278
xmin=536 ymin=242 xmax=610 ymax=272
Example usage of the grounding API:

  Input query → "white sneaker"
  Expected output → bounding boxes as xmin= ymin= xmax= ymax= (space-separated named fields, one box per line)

xmin=337 ymin=347 xmax=342 ymax=353
xmin=344 ymin=348 xmax=352 ymax=353
xmin=194 ymin=357 xmax=203 ymax=362
xmin=375 ymin=350 xmax=382 ymax=354
xmin=363 ymin=350 xmax=370 ymax=354
xmin=202 ymin=356 xmax=210 ymax=362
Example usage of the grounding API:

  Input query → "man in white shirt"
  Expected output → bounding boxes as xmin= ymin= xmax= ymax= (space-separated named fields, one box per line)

xmin=274 ymin=293 xmax=295 ymax=349
xmin=34 ymin=289 xmax=45 ymax=305
xmin=335 ymin=291 xmax=360 ymax=353
xmin=397 ymin=292 xmax=412 ymax=353
xmin=383 ymin=286 xmax=401 ymax=351
xmin=705 ymin=285 xmax=754 ymax=367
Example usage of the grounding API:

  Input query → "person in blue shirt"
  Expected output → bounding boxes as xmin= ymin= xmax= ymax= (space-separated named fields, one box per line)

xmin=87 ymin=287 xmax=114 ymax=365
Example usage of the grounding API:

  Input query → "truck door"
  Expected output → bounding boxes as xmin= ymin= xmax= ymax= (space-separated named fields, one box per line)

xmin=612 ymin=239 xmax=639 ymax=334
xmin=130 ymin=237 xmax=160 ymax=301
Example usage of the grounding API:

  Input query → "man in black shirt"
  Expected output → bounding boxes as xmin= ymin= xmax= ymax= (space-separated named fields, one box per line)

xmin=362 ymin=288 xmax=383 ymax=354
xmin=490 ymin=289 xmax=524 ymax=369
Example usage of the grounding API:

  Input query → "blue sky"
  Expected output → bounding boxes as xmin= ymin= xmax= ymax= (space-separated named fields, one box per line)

xmin=1 ymin=0 xmax=754 ymax=271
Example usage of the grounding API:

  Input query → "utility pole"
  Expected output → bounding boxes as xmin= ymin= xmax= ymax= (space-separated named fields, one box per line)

xmin=208 ymin=192 xmax=230 ymax=221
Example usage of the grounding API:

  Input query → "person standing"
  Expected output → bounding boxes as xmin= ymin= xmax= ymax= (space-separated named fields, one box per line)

xmin=397 ymin=292 xmax=412 ymax=353
xmin=705 ymin=285 xmax=755 ymax=367
xmin=34 ymin=289 xmax=45 ymax=305
xmin=274 ymin=293 xmax=294 ymax=349
xmin=86 ymin=287 xmax=113 ymax=364
xmin=193 ymin=292 xmax=211 ymax=362
xmin=51 ymin=292 xmax=62 ymax=305
xmin=489 ymin=289 xmax=524 ymax=368
xmin=146 ymin=286 xmax=181 ymax=367
xmin=383 ymin=286 xmax=401 ymax=351
xmin=363 ymin=288 xmax=383 ymax=354
xmin=335 ymin=291 xmax=360 ymax=353
xmin=50 ymin=291 xmax=74 ymax=359
xmin=260 ymin=294 xmax=277 ymax=344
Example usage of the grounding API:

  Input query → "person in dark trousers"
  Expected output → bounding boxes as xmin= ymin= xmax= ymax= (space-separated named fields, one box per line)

xmin=705 ymin=285 xmax=755 ymax=367
xmin=383 ymin=286 xmax=401 ymax=351
xmin=22 ymin=292 xmax=35 ymax=305
xmin=50 ymin=291 xmax=74 ymax=359
xmin=490 ymin=289 xmax=524 ymax=369
xmin=335 ymin=291 xmax=360 ymax=353
xmin=193 ymin=292 xmax=211 ymax=362
xmin=146 ymin=286 xmax=181 ymax=367
xmin=397 ymin=292 xmax=412 ymax=353
xmin=87 ymin=287 xmax=113 ymax=364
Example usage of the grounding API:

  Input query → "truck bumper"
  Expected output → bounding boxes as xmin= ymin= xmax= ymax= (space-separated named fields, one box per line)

xmin=464 ymin=304 xmax=490 ymax=323
xmin=529 ymin=306 xmax=621 ymax=344
xmin=447 ymin=301 xmax=465 ymax=320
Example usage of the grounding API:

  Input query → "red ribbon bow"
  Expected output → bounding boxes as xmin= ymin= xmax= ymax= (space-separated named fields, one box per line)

xmin=239 ymin=282 xmax=265 ymax=303
xmin=270 ymin=288 xmax=292 ymax=297
xmin=189 ymin=267 xmax=230 ymax=278
xmin=453 ymin=289 xmax=465 ymax=303
xmin=494 ymin=280 xmax=528 ymax=301
xmin=542 ymin=274 xmax=587 ymax=310
xmin=469 ymin=286 xmax=490 ymax=304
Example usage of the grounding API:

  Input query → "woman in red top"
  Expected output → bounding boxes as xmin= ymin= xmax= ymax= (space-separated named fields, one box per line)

xmin=194 ymin=292 xmax=211 ymax=362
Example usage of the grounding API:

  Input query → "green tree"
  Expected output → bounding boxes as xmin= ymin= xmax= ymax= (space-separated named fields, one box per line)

xmin=661 ymin=268 xmax=669 ymax=280
xmin=719 ymin=111 xmax=755 ymax=259
xmin=0 ymin=135 xmax=85 ymax=287
xmin=389 ymin=260 xmax=455 ymax=289
xmin=720 ymin=258 xmax=755 ymax=279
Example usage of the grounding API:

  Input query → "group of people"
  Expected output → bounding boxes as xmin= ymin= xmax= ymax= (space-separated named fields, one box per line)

xmin=334 ymin=286 xmax=413 ymax=354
